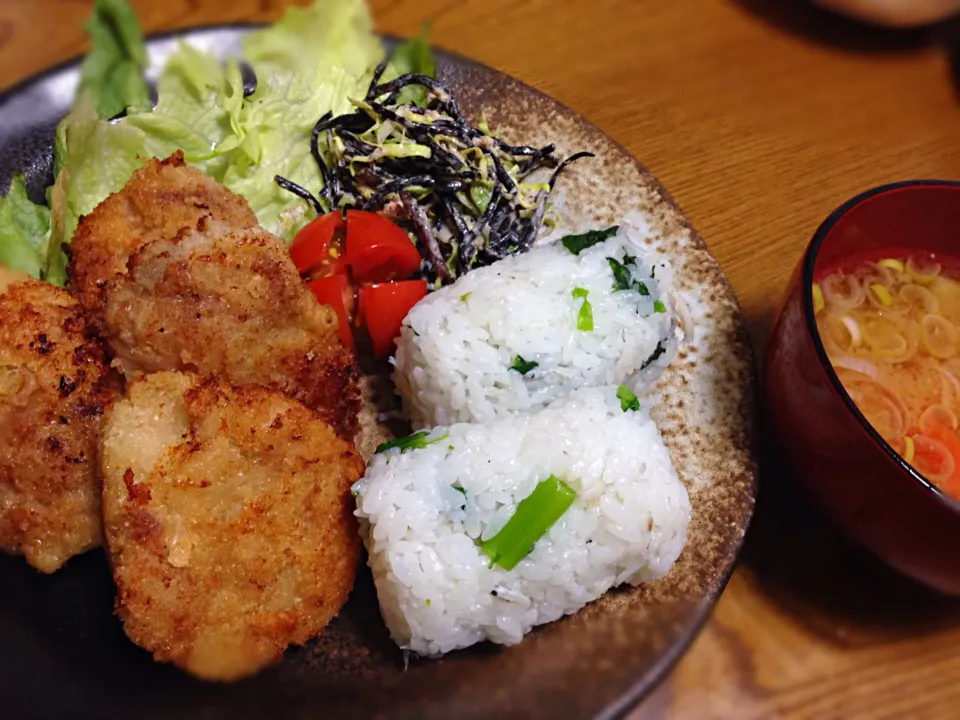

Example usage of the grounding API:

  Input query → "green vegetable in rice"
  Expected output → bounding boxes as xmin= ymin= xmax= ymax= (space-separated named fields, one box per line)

xmin=480 ymin=474 xmax=576 ymax=571
xmin=653 ymin=299 xmax=666 ymax=313
xmin=608 ymin=256 xmax=632 ymax=292
xmin=509 ymin=355 xmax=539 ymax=375
xmin=609 ymin=255 xmax=651 ymax=295
xmin=376 ymin=430 xmax=449 ymax=454
xmin=572 ymin=287 xmax=593 ymax=331
xmin=560 ymin=226 xmax=619 ymax=255
xmin=616 ymin=384 xmax=640 ymax=412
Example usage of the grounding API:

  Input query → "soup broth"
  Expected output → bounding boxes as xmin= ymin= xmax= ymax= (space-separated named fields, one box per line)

xmin=813 ymin=249 xmax=960 ymax=501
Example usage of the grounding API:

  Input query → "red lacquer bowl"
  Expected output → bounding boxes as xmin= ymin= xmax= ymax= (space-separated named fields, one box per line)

xmin=765 ymin=180 xmax=960 ymax=595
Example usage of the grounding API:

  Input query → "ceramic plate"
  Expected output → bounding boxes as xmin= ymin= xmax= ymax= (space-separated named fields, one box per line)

xmin=0 ymin=26 xmax=757 ymax=720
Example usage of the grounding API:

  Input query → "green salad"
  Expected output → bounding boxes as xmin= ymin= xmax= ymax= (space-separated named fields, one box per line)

xmin=1 ymin=0 xmax=423 ymax=286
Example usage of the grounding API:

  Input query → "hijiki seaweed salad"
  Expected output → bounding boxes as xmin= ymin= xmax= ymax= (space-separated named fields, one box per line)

xmin=275 ymin=65 xmax=592 ymax=286
xmin=0 ymin=0 xmax=692 ymax=682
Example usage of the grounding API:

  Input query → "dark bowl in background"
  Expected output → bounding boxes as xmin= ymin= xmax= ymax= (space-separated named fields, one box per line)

xmin=765 ymin=180 xmax=960 ymax=595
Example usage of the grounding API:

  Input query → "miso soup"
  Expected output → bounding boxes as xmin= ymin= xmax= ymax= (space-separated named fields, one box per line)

xmin=813 ymin=249 xmax=960 ymax=501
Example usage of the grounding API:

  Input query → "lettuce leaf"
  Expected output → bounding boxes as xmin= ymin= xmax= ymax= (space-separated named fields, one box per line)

xmin=0 ymin=174 xmax=52 ymax=280
xmin=77 ymin=0 xmax=150 ymax=119
xmin=382 ymin=22 xmax=436 ymax=106
xmin=49 ymin=92 xmax=147 ymax=268
xmin=49 ymin=0 xmax=384 ymax=266
xmin=221 ymin=63 xmax=365 ymax=237
xmin=240 ymin=0 xmax=381 ymax=79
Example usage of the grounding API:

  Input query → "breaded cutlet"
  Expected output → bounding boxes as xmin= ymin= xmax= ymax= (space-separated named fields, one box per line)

xmin=67 ymin=152 xmax=257 ymax=334
xmin=68 ymin=153 xmax=359 ymax=438
xmin=100 ymin=371 xmax=364 ymax=681
xmin=0 ymin=266 xmax=119 ymax=572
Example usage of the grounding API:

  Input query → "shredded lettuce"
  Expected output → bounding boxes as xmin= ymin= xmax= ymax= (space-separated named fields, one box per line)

xmin=76 ymin=0 xmax=150 ymax=119
xmin=0 ymin=175 xmax=52 ymax=281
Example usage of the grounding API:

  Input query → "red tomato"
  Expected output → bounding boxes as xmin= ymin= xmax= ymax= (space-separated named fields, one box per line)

xmin=306 ymin=274 xmax=355 ymax=349
xmin=345 ymin=210 xmax=422 ymax=283
xmin=291 ymin=212 xmax=347 ymax=279
xmin=358 ymin=280 xmax=427 ymax=357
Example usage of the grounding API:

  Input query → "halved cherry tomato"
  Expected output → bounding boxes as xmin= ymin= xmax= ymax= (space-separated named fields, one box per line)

xmin=345 ymin=210 xmax=422 ymax=283
xmin=291 ymin=212 xmax=347 ymax=279
xmin=307 ymin=274 xmax=355 ymax=349
xmin=358 ymin=280 xmax=427 ymax=357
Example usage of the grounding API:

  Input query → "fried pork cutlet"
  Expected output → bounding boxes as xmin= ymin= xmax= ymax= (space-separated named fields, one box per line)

xmin=68 ymin=152 xmax=257 ymax=334
xmin=0 ymin=266 xmax=118 ymax=572
xmin=100 ymin=371 xmax=364 ymax=682
xmin=68 ymin=153 xmax=359 ymax=439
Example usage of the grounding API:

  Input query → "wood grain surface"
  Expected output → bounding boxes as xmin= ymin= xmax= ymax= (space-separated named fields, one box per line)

xmin=2 ymin=0 xmax=959 ymax=717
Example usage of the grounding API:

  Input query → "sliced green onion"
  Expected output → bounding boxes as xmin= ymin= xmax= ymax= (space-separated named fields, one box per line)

xmin=510 ymin=355 xmax=539 ymax=375
xmin=560 ymin=226 xmax=619 ymax=255
xmin=616 ymin=385 xmax=640 ymax=412
xmin=375 ymin=431 xmax=449 ymax=455
xmin=480 ymin=475 xmax=576 ymax=570
xmin=460 ymin=291 xmax=472 ymax=302
xmin=635 ymin=280 xmax=650 ymax=296
xmin=572 ymin=287 xmax=593 ymax=331
xmin=653 ymin=299 xmax=666 ymax=313
xmin=470 ymin=183 xmax=492 ymax=213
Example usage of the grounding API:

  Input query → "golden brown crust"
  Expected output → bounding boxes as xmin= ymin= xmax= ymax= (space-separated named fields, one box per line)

xmin=67 ymin=152 xmax=257 ymax=334
xmin=100 ymin=371 xmax=364 ymax=682
xmin=0 ymin=273 xmax=119 ymax=572
xmin=68 ymin=153 xmax=359 ymax=439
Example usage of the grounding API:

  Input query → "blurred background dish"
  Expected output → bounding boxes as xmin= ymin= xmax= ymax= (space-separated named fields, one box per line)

xmin=812 ymin=0 xmax=960 ymax=27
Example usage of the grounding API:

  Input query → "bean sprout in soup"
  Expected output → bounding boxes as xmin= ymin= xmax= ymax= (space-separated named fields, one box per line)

xmin=813 ymin=250 xmax=960 ymax=501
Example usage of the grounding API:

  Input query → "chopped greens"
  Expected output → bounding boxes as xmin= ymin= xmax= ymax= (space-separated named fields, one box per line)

xmin=609 ymin=255 xmax=651 ymax=296
xmin=509 ymin=355 xmax=539 ymax=375
xmin=653 ymin=299 xmax=666 ymax=313
xmin=560 ymin=226 xmax=619 ymax=255
xmin=375 ymin=430 xmax=449 ymax=454
xmin=77 ymin=0 xmax=150 ymax=120
xmin=480 ymin=475 xmax=576 ymax=570
xmin=608 ymin=256 xmax=633 ymax=292
xmin=641 ymin=340 xmax=667 ymax=369
xmin=460 ymin=291 xmax=472 ymax=301
xmin=572 ymin=287 xmax=593 ymax=331
xmin=452 ymin=485 xmax=467 ymax=497
xmin=616 ymin=384 xmax=640 ymax=412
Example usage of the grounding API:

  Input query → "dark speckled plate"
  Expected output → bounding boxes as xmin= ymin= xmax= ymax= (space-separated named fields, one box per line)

xmin=0 ymin=26 xmax=758 ymax=720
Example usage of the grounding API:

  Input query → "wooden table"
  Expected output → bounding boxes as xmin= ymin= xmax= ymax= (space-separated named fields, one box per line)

xmin=2 ymin=0 xmax=959 ymax=717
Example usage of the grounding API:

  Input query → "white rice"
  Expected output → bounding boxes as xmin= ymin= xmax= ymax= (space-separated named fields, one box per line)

xmin=352 ymin=386 xmax=691 ymax=657
xmin=392 ymin=223 xmax=681 ymax=428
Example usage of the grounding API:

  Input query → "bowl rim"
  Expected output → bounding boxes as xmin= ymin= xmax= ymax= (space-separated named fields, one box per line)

xmin=801 ymin=178 xmax=960 ymax=513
